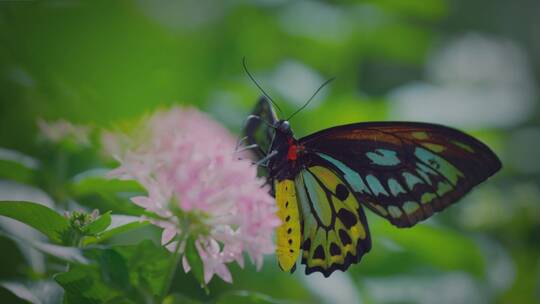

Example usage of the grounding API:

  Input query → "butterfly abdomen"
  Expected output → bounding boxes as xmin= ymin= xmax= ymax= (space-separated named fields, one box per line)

xmin=275 ymin=179 xmax=302 ymax=272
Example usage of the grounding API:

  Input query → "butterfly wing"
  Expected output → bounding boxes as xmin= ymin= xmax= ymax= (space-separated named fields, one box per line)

xmin=294 ymin=164 xmax=371 ymax=277
xmin=299 ymin=122 xmax=501 ymax=228
xmin=243 ymin=96 xmax=279 ymax=160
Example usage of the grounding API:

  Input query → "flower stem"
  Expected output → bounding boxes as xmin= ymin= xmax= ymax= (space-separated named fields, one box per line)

xmin=159 ymin=231 xmax=187 ymax=302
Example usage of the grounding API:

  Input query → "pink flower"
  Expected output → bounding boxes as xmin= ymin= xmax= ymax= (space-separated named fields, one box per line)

xmin=107 ymin=107 xmax=279 ymax=284
xmin=37 ymin=118 xmax=91 ymax=146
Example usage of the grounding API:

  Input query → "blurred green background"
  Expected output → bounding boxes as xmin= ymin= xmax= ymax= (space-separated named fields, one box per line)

xmin=1 ymin=0 xmax=539 ymax=303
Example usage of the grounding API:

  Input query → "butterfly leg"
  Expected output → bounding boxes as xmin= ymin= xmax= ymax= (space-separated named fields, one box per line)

xmin=235 ymin=141 xmax=269 ymax=166
xmin=254 ymin=150 xmax=278 ymax=167
xmin=235 ymin=143 xmax=260 ymax=154
xmin=235 ymin=136 xmax=249 ymax=152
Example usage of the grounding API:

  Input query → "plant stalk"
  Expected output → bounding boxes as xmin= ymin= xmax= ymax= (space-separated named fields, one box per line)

xmin=159 ymin=229 xmax=188 ymax=302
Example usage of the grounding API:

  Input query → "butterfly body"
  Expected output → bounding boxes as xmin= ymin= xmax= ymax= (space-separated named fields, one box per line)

xmin=244 ymin=96 xmax=501 ymax=277
xmin=264 ymin=118 xmax=372 ymax=276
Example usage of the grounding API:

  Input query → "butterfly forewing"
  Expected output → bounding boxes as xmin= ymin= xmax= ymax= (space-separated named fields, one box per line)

xmin=300 ymin=122 xmax=501 ymax=227
xmin=243 ymin=96 xmax=279 ymax=160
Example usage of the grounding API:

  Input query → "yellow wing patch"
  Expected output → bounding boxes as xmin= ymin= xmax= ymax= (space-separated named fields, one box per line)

xmin=275 ymin=179 xmax=302 ymax=272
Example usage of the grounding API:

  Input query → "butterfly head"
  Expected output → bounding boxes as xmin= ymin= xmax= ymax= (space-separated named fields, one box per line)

xmin=276 ymin=120 xmax=292 ymax=135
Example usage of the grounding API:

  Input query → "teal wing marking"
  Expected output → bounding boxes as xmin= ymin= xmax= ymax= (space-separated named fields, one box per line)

xmin=318 ymin=153 xmax=372 ymax=195
xmin=366 ymin=149 xmax=400 ymax=166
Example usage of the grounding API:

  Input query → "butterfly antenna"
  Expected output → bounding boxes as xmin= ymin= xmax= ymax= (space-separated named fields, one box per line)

xmin=287 ymin=77 xmax=335 ymax=121
xmin=242 ymin=57 xmax=283 ymax=114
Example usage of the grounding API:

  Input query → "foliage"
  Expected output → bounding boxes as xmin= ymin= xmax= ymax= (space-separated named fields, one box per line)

xmin=0 ymin=0 xmax=539 ymax=303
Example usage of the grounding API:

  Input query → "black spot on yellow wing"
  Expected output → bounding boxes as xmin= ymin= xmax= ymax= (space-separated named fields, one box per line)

xmin=330 ymin=243 xmax=342 ymax=256
xmin=338 ymin=229 xmax=352 ymax=246
xmin=313 ymin=245 xmax=325 ymax=259
xmin=302 ymin=239 xmax=311 ymax=251
xmin=337 ymin=209 xmax=357 ymax=228
xmin=335 ymin=184 xmax=349 ymax=200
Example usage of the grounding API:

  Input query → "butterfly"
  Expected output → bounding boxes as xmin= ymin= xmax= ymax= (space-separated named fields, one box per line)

xmin=241 ymin=92 xmax=502 ymax=277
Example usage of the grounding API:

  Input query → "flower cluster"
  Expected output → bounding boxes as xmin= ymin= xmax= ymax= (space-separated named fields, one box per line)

xmin=37 ymin=118 xmax=91 ymax=146
xmin=107 ymin=107 xmax=279 ymax=284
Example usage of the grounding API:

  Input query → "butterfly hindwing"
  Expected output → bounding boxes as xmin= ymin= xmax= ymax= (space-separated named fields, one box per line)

xmin=294 ymin=165 xmax=371 ymax=277
xmin=300 ymin=122 xmax=502 ymax=228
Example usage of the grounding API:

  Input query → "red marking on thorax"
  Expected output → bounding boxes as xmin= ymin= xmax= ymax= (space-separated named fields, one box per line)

xmin=287 ymin=145 xmax=298 ymax=161
xmin=287 ymin=137 xmax=302 ymax=161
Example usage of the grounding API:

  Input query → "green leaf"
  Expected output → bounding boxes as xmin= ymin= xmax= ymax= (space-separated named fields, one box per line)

xmin=0 ymin=201 xmax=69 ymax=244
xmin=0 ymin=230 xmax=88 ymax=264
xmin=54 ymin=264 xmax=125 ymax=304
xmin=0 ymin=280 xmax=63 ymax=304
xmin=94 ymin=249 xmax=130 ymax=291
xmin=77 ymin=193 xmax=145 ymax=217
xmin=0 ymin=160 xmax=36 ymax=184
xmin=185 ymin=237 xmax=205 ymax=287
xmin=216 ymin=291 xmax=284 ymax=304
xmin=114 ymin=240 xmax=170 ymax=296
xmin=54 ymin=242 xmax=169 ymax=303
xmin=0 ymin=281 xmax=41 ymax=304
xmin=82 ymin=211 xmax=111 ymax=235
xmin=0 ymin=278 xmax=63 ymax=304
xmin=82 ymin=215 xmax=149 ymax=246
xmin=55 ymin=242 xmax=172 ymax=304
xmin=163 ymin=293 xmax=203 ymax=304
xmin=69 ymin=171 xmax=143 ymax=197
xmin=31 ymin=240 xmax=89 ymax=264
xmin=0 ymin=148 xmax=39 ymax=184
xmin=69 ymin=171 xmax=145 ymax=216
